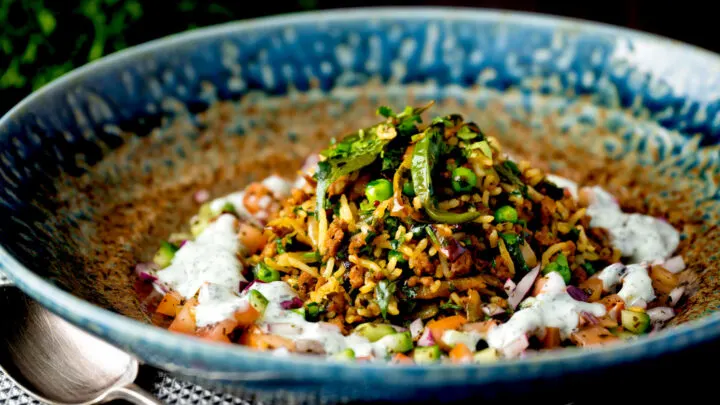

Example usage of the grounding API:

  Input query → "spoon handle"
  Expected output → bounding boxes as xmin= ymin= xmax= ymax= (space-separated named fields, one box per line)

xmin=105 ymin=383 xmax=164 ymax=405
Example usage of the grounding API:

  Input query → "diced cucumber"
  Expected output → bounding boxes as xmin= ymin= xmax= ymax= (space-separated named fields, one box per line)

xmin=153 ymin=241 xmax=179 ymax=268
xmin=248 ymin=290 xmax=269 ymax=314
xmin=354 ymin=323 xmax=396 ymax=342
xmin=190 ymin=203 xmax=215 ymax=236
xmin=334 ymin=348 xmax=356 ymax=361
xmin=413 ymin=345 xmax=442 ymax=364
xmin=610 ymin=328 xmax=639 ymax=341
xmin=378 ymin=331 xmax=413 ymax=354
xmin=621 ymin=309 xmax=651 ymax=334
xmin=473 ymin=348 xmax=500 ymax=363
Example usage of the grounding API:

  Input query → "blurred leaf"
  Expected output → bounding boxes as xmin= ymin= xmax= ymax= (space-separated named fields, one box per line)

xmin=36 ymin=8 xmax=57 ymax=35
xmin=125 ymin=0 xmax=143 ymax=20
xmin=299 ymin=0 xmax=317 ymax=9
xmin=0 ymin=59 xmax=27 ymax=88
xmin=21 ymin=35 xmax=41 ymax=63
xmin=178 ymin=0 xmax=194 ymax=12
xmin=208 ymin=3 xmax=232 ymax=16
xmin=0 ymin=37 xmax=13 ymax=55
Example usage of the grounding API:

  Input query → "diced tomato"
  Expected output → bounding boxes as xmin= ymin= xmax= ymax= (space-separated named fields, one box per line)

xmin=570 ymin=326 xmax=619 ymax=347
xmin=168 ymin=298 xmax=198 ymax=335
xmin=391 ymin=353 xmax=415 ymax=365
xmin=541 ymin=327 xmax=561 ymax=349
xmin=650 ymin=265 xmax=679 ymax=294
xmin=600 ymin=294 xmax=624 ymax=310
xmin=532 ymin=277 xmax=547 ymax=296
xmin=239 ymin=326 xmax=295 ymax=351
xmin=238 ymin=223 xmax=268 ymax=254
xmin=449 ymin=343 xmax=473 ymax=363
xmin=156 ymin=291 xmax=183 ymax=317
xmin=234 ymin=305 xmax=260 ymax=327
xmin=197 ymin=319 xmax=238 ymax=343
xmin=579 ymin=278 xmax=603 ymax=302
xmin=427 ymin=315 xmax=467 ymax=342
xmin=462 ymin=320 xmax=498 ymax=335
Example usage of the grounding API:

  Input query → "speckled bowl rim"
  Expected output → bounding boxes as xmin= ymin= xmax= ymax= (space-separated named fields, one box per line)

xmin=2 ymin=6 xmax=720 ymax=381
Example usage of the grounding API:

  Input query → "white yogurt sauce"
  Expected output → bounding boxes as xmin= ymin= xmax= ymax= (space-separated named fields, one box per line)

xmin=486 ymin=272 xmax=606 ymax=357
xmin=597 ymin=263 xmax=626 ymax=291
xmin=196 ymin=283 xmax=249 ymax=327
xmin=585 ymin=186 xmax=679 ymax=263
xmin=209 ymin=192 xmax=253 ymax=222
xmin=157 ymin=214 xmax=244 ymax=300
xmin=539 ymin=177 xmax=680 ymax=263
xmin=246 ymin=281 xmax=378 ymax=357
xmin=597 ymin=263 xmax=655 ymax=307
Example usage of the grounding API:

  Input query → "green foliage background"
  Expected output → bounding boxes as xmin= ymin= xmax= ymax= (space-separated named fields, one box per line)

xmin=0 ymin=0 xmax=319 ymax=114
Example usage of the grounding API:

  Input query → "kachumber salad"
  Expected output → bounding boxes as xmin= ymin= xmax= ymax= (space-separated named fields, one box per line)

xmin=139 ymin=104 xmax=691 ymax=364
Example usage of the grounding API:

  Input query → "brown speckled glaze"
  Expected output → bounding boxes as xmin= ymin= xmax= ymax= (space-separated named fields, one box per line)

xmin=47 ymin=86 xmax=717 ymax=327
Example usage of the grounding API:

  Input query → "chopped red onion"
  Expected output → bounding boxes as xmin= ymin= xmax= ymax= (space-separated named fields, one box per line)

xmin=663 ymin=256 xmax=686 ymax=274
xmin=507 ymin=265 xmax=540 ymax=309
xmin=628 ymin=299 xmax=647 ymax=309
xmin=647 ymin=307 xmax=675 ymax=324
xmin=409 ymin=318 xmax=424 ymax=339
xmin=240 ymin=279 xmax=264 ymax=293
xmin=178 ymin=240 xmax=188 ymax=248
xmin=668 ymin=286 xmax=685 ymax=307
xmin=502 ymin=334 xmax=529 ymax=358
xmin=482 ymin=304 xmax=506 ymax=317
xmin=581 ymin=312 xmax=600 ymax=325
xmin=504 ymin=279 xmax=517 ymax=296
xmin=566 ymin=285 xmax=589 ymax=302
xmin=135 ymin=262 xmax=158 ymax=282
xmin=194 ymin=189 xmax=210 ymax=204
xmin=417 ymin=328 xmax=435 ymax=347
xmin=152 ymin=281 xmax=169 ymax=294
xmin=280 ymin=297 xmax=304 ymax=310
xmin=391 ymin=325 xmax=407 ymax=333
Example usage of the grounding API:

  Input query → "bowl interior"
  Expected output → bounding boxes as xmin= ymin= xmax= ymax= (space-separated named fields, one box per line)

xmin=1 ymin=7 xmax=719 ymax=340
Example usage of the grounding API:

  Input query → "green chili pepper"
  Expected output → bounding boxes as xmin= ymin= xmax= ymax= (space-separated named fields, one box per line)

xmin=410 ymin=125 xmax=481 ymax=224
xmin=315 ymin=104 xmax=433 ymax=218
xmin=254 ymin=262 xmax=281 ymax=282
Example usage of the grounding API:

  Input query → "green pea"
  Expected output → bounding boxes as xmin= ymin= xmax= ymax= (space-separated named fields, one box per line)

xmin=495 ymin=205 xmax=518 ymax=223
xmin=366 ymin=179 xmax=393 ymax=203
xmin=254 ymin=262 xmax=280 ymax=282
xmin=451 ymin=167 xmax=477 ymax=193
xmin=305 ymin=302 xmax=323 ymax=322
xmin=402 ymin=179 xmax=415 ymax=197
xmin=542 ymin=254 xmax=572 ymax=284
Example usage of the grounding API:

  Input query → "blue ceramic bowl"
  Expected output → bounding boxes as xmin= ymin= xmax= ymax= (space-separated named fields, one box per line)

xmin=2 ymin=7 xmax=720 ymax=403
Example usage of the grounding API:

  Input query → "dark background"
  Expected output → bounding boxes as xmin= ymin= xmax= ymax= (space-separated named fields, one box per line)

xmin=0 ymin=0 xmax=715 ymax=114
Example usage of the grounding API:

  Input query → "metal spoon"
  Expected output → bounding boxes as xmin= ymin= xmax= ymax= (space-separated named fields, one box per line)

xmin=0 ymin=283 xmax=162 ymax=405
